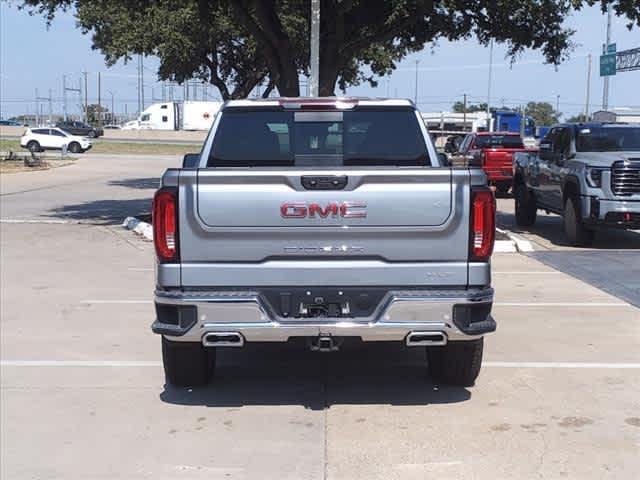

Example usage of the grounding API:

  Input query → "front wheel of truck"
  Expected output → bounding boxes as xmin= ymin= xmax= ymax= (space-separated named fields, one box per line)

xmin=563 ymin=196 xmax=594 ymax=247
xmin=427 ymin=338 xmax=484 ymax=387
xmin=162 ymin=337 xmax=215 ymax=387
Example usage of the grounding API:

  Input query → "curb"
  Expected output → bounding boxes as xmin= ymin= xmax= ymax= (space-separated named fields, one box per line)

xmin=494 ymin=239 xmax=518 ymax=253
xmin=122 ymin=216 xmax=153 ymax=241
xmin=496 ymin=227 xmax=534 ymax=252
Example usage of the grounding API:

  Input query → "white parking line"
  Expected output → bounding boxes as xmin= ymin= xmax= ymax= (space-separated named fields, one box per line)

xmin=81 ymin=299 xmax=631 ymax=307
xmin=81 ymin=300 xmax=153 ymax=304
xmin=0 ymin=218 xmax=75 ymax=224
xmin=484 ymin=362 xmax=640 ymax=369
xmin=2 ymin=360 xmax=640 ymax=369
xmin=1 ymin=360 xmax=161 ymax=367
xmin=493 ymin=271 xmax=561 ymax=275
xmin=494 ymin=302 xmax=631 ymax=307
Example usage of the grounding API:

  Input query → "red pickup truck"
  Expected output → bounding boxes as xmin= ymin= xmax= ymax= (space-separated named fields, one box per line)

xmin=450 ymin=132 xmax=527 ymax=194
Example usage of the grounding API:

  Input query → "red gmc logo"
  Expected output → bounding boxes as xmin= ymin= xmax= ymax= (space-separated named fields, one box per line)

xmin=281 ymin=201 xmax=367 ymax=218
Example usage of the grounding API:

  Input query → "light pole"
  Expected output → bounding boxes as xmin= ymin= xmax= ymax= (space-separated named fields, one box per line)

xmin=487 ymin=39 xmax=494 ymax=130
xmin=414 ymin=60 xmax=419 ymax=105
xmin=309 ymin=0 xmax=320 ymax=96
xmin=107 ymin=90 xmax=115 ymax=124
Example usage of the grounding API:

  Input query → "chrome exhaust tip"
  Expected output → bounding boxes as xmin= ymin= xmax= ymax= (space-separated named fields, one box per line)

xmin=202 ymin=332 xmax=245 ymax=347
xmin=405 ymin=331 xmax=447 ymax=347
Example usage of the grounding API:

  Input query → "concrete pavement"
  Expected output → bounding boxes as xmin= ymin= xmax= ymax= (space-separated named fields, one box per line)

xmin=1 ymin=157 xmax=639 ymax=479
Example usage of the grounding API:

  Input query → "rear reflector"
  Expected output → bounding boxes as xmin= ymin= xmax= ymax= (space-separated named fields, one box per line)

xmin=470 ymin=188 xmax=496 ymax=261
xmin=153 ymin=188 xmax=178 ymax=262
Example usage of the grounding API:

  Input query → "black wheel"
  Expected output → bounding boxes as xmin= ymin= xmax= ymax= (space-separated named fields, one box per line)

xmin=563 ymin=196 xmax=594 ymax=247
xmin=514 ymin=182 xmax=537 ymax=226
xmin=161 ymin=337 xmax=215 ymax=387
xmin=87 ymin=130 xmax=97 ymax=138
xmin=27 ymin=141 xmax=41 ymax=153
xmin=68 ymin=142 xmax=82 ymax=154
xmin=427 ymin=338 xmax=484 ymax=387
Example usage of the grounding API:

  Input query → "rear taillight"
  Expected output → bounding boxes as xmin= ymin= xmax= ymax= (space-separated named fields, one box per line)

xmin=470 ymin=187 xmax=496 ymax=261
xmin=153 ymin=188 xmax=178 ymax=262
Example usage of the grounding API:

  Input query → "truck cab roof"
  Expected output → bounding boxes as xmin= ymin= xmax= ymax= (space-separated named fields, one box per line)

xmin=222 ymin=97 xmax=416 ymax=110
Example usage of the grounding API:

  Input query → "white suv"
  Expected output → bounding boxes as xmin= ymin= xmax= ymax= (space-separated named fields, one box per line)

xmin=20 ymin=128 xmax=92 ymax=154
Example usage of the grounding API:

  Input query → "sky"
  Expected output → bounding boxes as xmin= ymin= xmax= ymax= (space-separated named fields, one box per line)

xmin=1 ymin=1 xmax=639 ymax=121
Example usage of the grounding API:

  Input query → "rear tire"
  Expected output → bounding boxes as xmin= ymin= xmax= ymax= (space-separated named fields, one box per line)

xmin=68 ymin=142 xmax=81 ymax=154
xmin=27 ymin=141 xmax=41 ymax=153
xmin=161 ymin=337 xmax=215 ymax=387
xmin=427 ymin=338 xmax=484 ymax=387
xmin=87 ymin=131 xmax=97 ymax=138
xmin=514 ymin=182 xmax=537 ymax=226
xmin=563 ymin=196 xmax=594 ymax=247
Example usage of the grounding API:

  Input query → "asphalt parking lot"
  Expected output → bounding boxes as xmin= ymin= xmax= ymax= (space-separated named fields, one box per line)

xmin=1 ymin=155 xmax=639 ymax=479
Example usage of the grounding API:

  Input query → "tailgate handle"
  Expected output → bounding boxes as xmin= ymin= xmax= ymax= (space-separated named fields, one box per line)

xmin=301 ymin=176 xmax=348 ymax=190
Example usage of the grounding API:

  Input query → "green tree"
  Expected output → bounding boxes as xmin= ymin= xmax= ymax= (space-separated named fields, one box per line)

xmin=23 ymin=1 xmax=640 ymax=98
xmin=566 ymin=113 xmax=589 ymax=123
xmin=524 ymin=101 xmax=561 ymax=126
xmin=452 ymin=102 xmax=488 ymax=114
xmin=83 ymin=104 xmax=108 ymax=125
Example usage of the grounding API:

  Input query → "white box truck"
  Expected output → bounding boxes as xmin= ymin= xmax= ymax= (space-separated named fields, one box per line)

xmin=124 ymin=101 xmax=222 ymax=131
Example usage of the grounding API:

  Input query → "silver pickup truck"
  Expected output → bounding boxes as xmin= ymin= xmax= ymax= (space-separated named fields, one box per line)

xmin=151 ymin=98 xmax=496 ymax=387
xmin=514 ymin=123 xmax=640 ymax=246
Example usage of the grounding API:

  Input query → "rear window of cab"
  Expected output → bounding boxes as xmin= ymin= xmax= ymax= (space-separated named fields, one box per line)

xmin=207 ymin=108 xmax=431 ymax=167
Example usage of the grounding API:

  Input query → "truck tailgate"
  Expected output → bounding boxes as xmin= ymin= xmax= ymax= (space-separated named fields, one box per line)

xmin=177 ymin=168 xmax=473 ymax=287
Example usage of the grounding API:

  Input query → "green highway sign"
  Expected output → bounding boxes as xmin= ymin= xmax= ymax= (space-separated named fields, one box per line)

xmin=607 ymin=43 xmax=617 ymax=54
xmin=600 ymin=53 xmax=617 ymax=76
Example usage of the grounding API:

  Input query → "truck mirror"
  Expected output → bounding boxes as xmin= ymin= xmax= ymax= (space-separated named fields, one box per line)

xmin=182 ymin=153 xmax=200 ymax=168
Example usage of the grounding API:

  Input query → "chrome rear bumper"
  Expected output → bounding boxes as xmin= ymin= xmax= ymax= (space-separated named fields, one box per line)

xmin=152 ymin=288 xmax=495 ymax=344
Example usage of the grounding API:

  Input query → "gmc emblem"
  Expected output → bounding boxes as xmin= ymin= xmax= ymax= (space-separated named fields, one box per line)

xmin=281 ymin=201 xmax=367 ymax=218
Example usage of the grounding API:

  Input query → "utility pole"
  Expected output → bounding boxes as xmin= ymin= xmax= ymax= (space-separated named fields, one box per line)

xmin=107 ymin=90 xmax=115 ymax=123
xmin=463 ymin=93 xmax=467 ymax=131
xmin=602 ymin=4 xmax=612 ymax=110
xmin=585 ymin=54 xmax=592 ymax=120
xmin=48 ymin=89 xmax=53 ymax=125
xmin=309 ymin=0 xmax=320 ymax=96
xmin=82 ymin=71 xmax=88 ymax=123
xmin=62 ymin=76 xmax=67 ymax=121
xmin=140 ymin=56 xmax=145 ymax=111
xmin=556 ymin=94 xmax=560 ymax=120
xmin=414 ymin=60 xmax=419 ymax=105
xmin=386 ymin=77 xmax=390 ymax=98
xmin=487 ymin=38 xmax=494 ymax=130
xmin=137 ymin=55 xmax=142 ymax=115
xmin=97 ymin=72 xmax=101 ymax=126
xmin=35 ymin=89 xmax=40 ymax=126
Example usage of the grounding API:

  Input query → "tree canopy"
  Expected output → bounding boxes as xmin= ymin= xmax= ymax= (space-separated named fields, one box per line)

xmin=22 ymin=1 xmax=640 ymax=99
xmin=524 ymin=101 xmax=561 ymax=125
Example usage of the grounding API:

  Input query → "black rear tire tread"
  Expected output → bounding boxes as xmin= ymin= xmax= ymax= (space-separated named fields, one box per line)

xmin=162 ymin=337 xmax=215 ymax=387
xmin=514 ymin=183 xmax=537 ymax=227
xmin=563 ymin=196 xmax=594 ymax=247
xmin=27 ymin=141 xmax=40 ymax=153
xmin=427 ymin=338 xmax=484 ymax=387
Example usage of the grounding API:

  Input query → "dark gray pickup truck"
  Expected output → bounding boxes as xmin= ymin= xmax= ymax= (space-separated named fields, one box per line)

xmin=152 ymin=97 xmax=497 ymax=387
xmin=514 ymin=123 xmax=640 ymax=246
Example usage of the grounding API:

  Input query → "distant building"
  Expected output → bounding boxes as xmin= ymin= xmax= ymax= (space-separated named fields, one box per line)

xmin=592 ymin=110 xmax=640 ymax=123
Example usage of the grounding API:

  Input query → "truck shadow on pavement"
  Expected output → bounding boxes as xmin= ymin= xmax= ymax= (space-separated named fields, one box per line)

xmin=497 ymin=210 xmax=640 ymax=249
xmin=47 ymin=198 xmax=151 ymax=225
xmin=160 ymin=342 xmax=471 ymax=410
